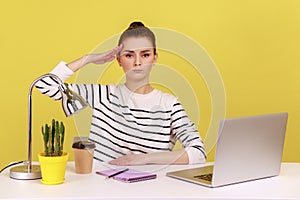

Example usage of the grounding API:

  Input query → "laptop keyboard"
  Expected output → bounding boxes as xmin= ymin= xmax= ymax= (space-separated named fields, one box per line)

xmin=194 ymin=173 xmax=213 ymax=182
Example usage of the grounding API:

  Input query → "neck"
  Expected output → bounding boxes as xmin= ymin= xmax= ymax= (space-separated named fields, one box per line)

xmin=125 ymin=81 xmax=153 ymax=94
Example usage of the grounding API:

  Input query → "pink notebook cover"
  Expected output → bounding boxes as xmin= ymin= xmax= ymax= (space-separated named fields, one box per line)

xmin=97 ymin=168 xmax=157 ymax=183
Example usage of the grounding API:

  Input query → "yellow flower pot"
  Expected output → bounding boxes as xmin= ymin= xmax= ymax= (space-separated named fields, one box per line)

xmin=38 ymin=152 xmax=69 ymax=185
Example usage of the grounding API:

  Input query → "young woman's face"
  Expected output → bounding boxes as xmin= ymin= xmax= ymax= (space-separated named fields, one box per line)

xmin=117 ymin=37 xmax=157 ymax=82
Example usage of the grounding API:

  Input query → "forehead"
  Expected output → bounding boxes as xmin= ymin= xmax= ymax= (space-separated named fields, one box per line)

xmin=121 ymin=37 xmax=153 ymax=52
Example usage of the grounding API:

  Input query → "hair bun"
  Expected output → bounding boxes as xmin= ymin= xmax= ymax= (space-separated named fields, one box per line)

xmin=128 ymin=21 xmax=145 ymax=29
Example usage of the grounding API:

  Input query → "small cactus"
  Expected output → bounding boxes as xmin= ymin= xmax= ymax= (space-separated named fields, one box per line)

xmin=41 ymin=119 xmax=65 ymax=156
xmin=60 ymin=121 xmax=65 ymax=154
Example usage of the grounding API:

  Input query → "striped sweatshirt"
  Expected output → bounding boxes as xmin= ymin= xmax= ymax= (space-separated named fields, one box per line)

xmin=36 ymin=61 xmax=206 ymax=164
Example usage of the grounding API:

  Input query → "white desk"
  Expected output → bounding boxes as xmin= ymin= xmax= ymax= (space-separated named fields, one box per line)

xmin=0 ymin=162 xmax=300 ymax=200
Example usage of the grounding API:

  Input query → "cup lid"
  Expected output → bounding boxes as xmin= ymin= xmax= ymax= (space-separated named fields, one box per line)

xmin=72 ymin=141 xmax=96 ymax=149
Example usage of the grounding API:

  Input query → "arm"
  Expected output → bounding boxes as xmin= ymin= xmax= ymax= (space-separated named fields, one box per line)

xmin=109 ymin=100 xmax=206 ymax=166
xmin=66 ymin=45 xmax=123 ymax=72
xmin=170 ymin=101 xmax=206 ymax=164
xmin=35 ymin=45 xmax=122 ymax=99
xmin=108 ymin=149 xmax=189 ymax=166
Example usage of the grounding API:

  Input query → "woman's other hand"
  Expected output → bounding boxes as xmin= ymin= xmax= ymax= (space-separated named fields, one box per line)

xmin=108 ymin=154 xmax=148 ymax=166
xmin=108 ymin=150 xmax=189 ymax=166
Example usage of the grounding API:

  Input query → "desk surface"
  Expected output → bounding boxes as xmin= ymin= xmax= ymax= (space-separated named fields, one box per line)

xmin=0 ymin=162 xmax=300 ymax=200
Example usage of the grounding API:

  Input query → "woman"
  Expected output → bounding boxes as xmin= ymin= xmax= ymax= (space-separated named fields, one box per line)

xmin=37 ymin=22 xmax=206 ymax=165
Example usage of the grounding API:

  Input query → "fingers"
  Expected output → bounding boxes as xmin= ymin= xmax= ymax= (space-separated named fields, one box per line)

xmin=114 ymin=44 xmax=123 ymax=54
xmin=108 ymin=154 xmax=146 ymax=166
xmin=108 ymin=158 xmax=125 ymax=166
xmin=109 ymin=155 xmax=132 ymax=166
xmin=104 ymin=44 xmax=123 ymax=57
xmin=88 ymin=45 xmax=124 ymax=65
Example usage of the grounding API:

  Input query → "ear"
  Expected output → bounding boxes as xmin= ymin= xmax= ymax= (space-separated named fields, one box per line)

xmin=153 ymin=53 xmax=158 ymax=65
xmin=116 ymin=56 xmax=122 ymax=67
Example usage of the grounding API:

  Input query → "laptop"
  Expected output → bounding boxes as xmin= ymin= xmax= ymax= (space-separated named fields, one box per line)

xmin=167 ymin=112 xmax=288 ymax=187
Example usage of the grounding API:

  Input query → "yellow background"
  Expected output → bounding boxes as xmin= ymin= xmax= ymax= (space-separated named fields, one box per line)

xmin=1 ymin=0 xmax=299 ymax=169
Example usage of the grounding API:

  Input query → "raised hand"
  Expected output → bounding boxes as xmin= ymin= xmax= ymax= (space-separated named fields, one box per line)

xmin=67 ymin=45 xmax=123 ymax=72
xmin=87 ymin=45 xmax=123 ymax=64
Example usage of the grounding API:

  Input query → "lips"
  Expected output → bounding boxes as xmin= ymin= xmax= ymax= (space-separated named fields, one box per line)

xmin=132 ymin=69 xmax=143 ymax=73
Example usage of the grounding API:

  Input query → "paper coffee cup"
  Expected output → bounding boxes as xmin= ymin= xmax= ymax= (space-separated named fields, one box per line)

xmin=72 ymin=141 xmax=96 ymax=174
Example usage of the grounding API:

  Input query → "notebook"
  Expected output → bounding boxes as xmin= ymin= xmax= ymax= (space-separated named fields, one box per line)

xmin=167 ymin=112 xmax=288 ymax=187
xmin=96 ymin=168 xmax=157 ymax=183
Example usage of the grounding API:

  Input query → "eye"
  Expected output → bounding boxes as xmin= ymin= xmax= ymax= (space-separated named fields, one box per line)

xmin=125 ymin=54 xmax=133 ymax=58
xmin=142 ymin=53 xmax=150 ymax=58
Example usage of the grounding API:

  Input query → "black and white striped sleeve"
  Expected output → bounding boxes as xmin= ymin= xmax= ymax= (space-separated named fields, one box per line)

xmin=171 ymin=100 xmax=206 ymax=164
xmin=35 ymin=62 xmax=97 ymax=108
xmin=35 ymin=61 xmax=75 ymax=100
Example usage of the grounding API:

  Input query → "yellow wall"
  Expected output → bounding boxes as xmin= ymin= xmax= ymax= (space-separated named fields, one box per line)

xmin=1 ymin=0 xmax=299 ymax=169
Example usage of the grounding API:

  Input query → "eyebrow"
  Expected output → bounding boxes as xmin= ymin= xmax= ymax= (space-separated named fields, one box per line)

xmin=123 ymin=49 xmax=152 ymax=53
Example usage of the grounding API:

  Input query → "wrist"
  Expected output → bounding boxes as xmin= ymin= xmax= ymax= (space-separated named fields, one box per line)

xmin=67 ymin=55 xmax=89 ymax=72
xmin=81 ymin=55 xmax=90 ymax=66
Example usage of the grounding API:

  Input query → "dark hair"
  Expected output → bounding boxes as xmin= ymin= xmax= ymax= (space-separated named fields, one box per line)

xmin=118 ymin=21 xmax=156 ymax=54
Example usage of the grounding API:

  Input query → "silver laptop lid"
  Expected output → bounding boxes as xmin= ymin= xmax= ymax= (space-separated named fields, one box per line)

xmin=166 ymin=112 xmax=288 ymax=187
xmin=212 ymin=112 xmax=288 ymax=187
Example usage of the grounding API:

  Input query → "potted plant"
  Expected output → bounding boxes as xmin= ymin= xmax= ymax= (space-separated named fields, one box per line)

xmin=38 ymin=119 xmax=69 ymax=185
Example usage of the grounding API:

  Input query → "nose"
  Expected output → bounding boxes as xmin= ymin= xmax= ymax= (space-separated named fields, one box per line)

xmin=134 ymin=56 xmax=141 ymax=66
